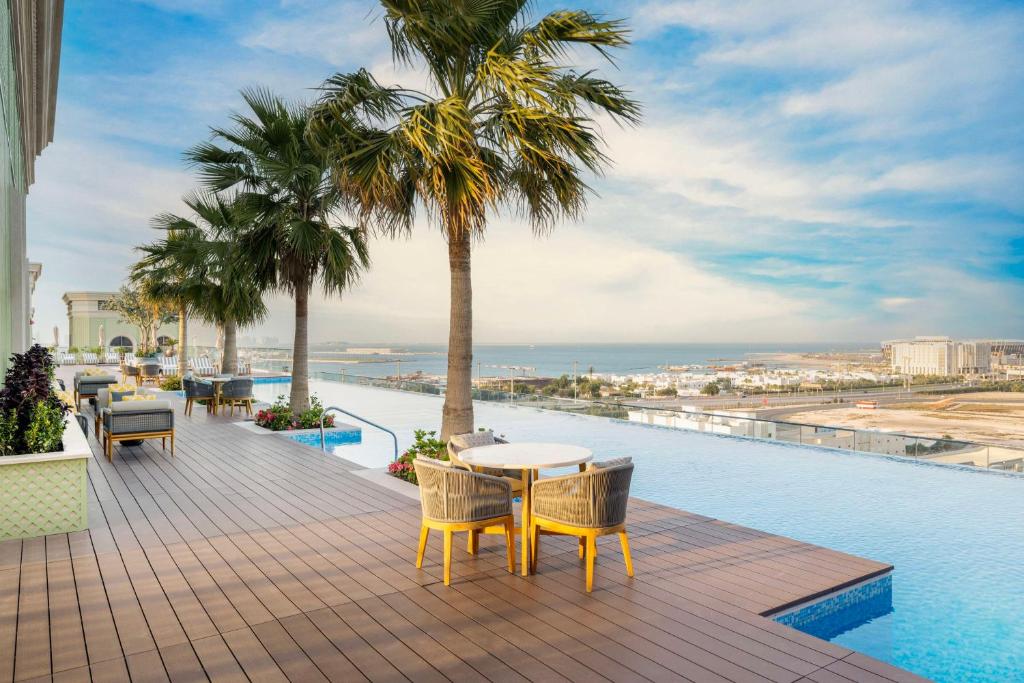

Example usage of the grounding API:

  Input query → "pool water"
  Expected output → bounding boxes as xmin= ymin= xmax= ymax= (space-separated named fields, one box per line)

xmin=254 ymin=380 xmax=1024 ymax=682
xmin=281 ymin=428 xmax=362 ymax=449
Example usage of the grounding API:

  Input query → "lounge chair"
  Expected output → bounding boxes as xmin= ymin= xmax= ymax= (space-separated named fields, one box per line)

xmin=94 ymin=385 xmax=139 ymax=438
xmin=160 ymin=356 xmax=178 ymax=375
xmin=448 ymin=431 xmax=524 ymax=493
xmin=103 ymin=351 xmax=120 ymax=364
xmin=73 ymin=372 xmax=117 ymax=410
xmin=183 ymin=377 xmax=215 ymax=416
xmin=219 ymin=378 xmax=254 ymax=416
xmin=81 ymin=352 xmax=99 ymax=364
xmin=101 ymin=400 xmax=175 ymax=461
xmin=530 ymin=458 xmax=635 ymax=592
xmin=123 ymin=352 xmax=136 ymax=365
xmin=189 ymin=356 xmax=215 ymax=376
xmin=57 ymin=351 xmax=76 ymax=365
xmin=412 ymin=457 xmax=515 ymax=585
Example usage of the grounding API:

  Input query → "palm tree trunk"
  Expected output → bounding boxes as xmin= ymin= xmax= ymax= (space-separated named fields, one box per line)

xmin=290 ymin=279 xmax=311 ymax=414
xmin=222 ymin=320 xmax=238 ymax=375
xmin=441 ymin=229 xmax=474 ymax=440
xmin=177 ymin=305 xmax=188 ymax=376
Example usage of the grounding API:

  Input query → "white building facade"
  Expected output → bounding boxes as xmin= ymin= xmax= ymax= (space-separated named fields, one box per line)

xmin=886 ymin=337 xmax=991 ymax=376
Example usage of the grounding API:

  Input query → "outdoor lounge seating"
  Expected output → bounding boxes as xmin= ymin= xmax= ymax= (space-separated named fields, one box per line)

xmin=93 ymin=385 xmax=138 ymax=437
xmin=80 ymin=352 xmax=99 ymax=364
xmin=160 ymin=356 xmax=178 ymax=374
xmin=183 ymin=377 xmax=215 ymax=416
xmin=103 ymin=351 xmax=120 ymax=364
xmin=139 ymin=362 xmax=161 ymax=386
xmin=189 ymin=356 xmax=215 ymax=376
xmin=101 ymin=399 xmax=174 ymax=460
xmin=530 ymin=458 xmax=635 ymax=592
xmin=219 ymin=377 xmax=254 ymax=416
xmin=57 ymin=351 xmax=76 ymax=365
xmin=123 ymin=352 xmax=136 ymax=365
xmin=447 ymin=430 xmax=524 ymax=493
xmin=413 ymin=457 xmax=516 ymax=585
xmin=73 ymin=372 xmax=117 ymax=410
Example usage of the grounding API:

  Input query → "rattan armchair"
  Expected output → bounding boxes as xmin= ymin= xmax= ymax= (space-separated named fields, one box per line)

xmin=101 ymin=400 xmax=175 ymax=461
xmin=219 ymin=378 xmax=254 ymax=416
xmin=530 ymin=460 xmax=635 ymax=592
xmin=183 ymin=378 xmax=215 ymax=416
xmin=447 ymin=431 xmax=524 ymax=494
xmin=413 ymin=457 xmax=515 ymax=585
xmin=73 ymin=373 xmax=117 ymax=410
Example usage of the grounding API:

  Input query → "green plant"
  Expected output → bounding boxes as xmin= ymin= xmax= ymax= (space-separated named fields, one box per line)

xmin=254 ymin=394 xmax=334 ymax=431
xmin=0 ymin=410 xmax=17 ymax=456
xmin=387 ymin=429 xmax=447 ymax=485
xmin=68 ymin=346 xmax=79 ymax=354
xmin=24 ymin=402 xmax=65 ymax=454
xmin=0 ymin=345 xmax=69 ymax=455
xmin=159 ymin=375 xmax=182 ymax=391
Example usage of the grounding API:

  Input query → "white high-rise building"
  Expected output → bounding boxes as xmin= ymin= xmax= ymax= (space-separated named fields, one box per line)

xmin=885 ymin=337 xmax=991 ymax=375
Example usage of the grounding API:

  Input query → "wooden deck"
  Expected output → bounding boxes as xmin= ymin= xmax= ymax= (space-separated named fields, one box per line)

xmin=0 ymin=374 xmax=926 ymax=682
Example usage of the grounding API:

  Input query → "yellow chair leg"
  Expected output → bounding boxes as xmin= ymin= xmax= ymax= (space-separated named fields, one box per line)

xmin=530 ymin=521 xmax=539 ymax=574
xmin=162 ymin=437 xmax=166 ymax=450
xmin=467 ymin=529 xmax=478 ymax=555
xmin=578 ymin=536 xmax=585 ymax=559
xmin=416 ymin=525 xmax=429 ymax=568
xmin=586 ymin=535 xmax=596 ymax=592
xmin=504 ymin=519 xmax=515 ymax=574
xmin=443 ymin=529 xmax=452 ymax=586
xmin=619 ymin=530 xmax=634 ymax=577
xmin=170 ymin=433 xmax=175 ymax=456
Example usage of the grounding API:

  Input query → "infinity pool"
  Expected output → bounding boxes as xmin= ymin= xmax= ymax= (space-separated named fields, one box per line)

xmin=254 ymin=379 xmax=1024 ymax=682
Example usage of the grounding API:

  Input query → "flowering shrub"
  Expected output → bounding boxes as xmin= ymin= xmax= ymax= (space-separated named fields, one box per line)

xmin=387 ymin=429 xmax=447 ymax=485
xmin=254 ymin=394 xmax=334 ymax=431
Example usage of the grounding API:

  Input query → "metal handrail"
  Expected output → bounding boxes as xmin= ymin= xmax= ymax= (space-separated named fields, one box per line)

xmin=319 ymin=405 xmax=399 ymax=461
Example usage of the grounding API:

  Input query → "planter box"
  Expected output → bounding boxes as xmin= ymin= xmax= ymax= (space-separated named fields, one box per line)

xmin=0 ymin=416 xmax=91 ymax=541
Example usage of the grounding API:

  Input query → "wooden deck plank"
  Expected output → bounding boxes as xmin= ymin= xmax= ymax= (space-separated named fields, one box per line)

xmin=9 ymin=371 xmax=920 ymax=682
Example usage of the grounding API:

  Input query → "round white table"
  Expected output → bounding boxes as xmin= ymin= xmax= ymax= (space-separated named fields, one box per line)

xmin=460 ymin=442 xmax=592 ymax=576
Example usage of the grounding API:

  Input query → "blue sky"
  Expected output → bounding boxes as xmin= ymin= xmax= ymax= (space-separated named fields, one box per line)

xmin=27 ymin=0 xmax=1024 ymax=344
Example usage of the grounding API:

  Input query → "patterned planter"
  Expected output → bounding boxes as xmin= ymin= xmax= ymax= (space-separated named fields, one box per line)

xmin=0 ymin=416 xmax=91 ymax=540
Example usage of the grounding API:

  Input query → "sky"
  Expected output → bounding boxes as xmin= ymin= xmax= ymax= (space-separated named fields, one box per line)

xmin=27 ymin=0 xmax=1024 ymax=345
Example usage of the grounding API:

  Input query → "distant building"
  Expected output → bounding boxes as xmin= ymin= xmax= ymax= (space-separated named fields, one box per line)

xmin=884 ymin=337 xmax=991 ymax=375
xmin=62 ymin=291 xmax=216 ymax=350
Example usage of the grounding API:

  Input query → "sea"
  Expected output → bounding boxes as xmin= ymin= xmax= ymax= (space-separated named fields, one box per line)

xmin=252 ymin=342 xmax=875 ymax=380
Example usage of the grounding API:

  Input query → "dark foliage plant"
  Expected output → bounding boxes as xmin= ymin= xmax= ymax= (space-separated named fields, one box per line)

xmin=0 ymin=345 xmax=69 ymax=455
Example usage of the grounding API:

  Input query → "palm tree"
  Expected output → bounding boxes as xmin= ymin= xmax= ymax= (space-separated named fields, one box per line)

xmin=186 ymin=90 xmax=370 ymax=414
xmin=132 ymin=255 xmax=193 ymax=376
xmin=308 ymin=2 xmax=640 ymax=438
xmin=134 ymin=192 xmax=268 ymax=375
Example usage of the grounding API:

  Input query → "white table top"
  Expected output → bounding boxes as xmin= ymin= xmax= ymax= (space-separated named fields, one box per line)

xmin=460 ymin=442 xmax=593 ymax=470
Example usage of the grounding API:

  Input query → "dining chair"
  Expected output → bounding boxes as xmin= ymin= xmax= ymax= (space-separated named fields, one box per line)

xmin=413 ymin=457 xmax=515 ymax=585
xmin=530 ymin=458 xmax=635 ymax=592
xmin=447 ymin=430 xmax=524 ymax=494
xmin=220 ymin=378 xmax=255 ymax=416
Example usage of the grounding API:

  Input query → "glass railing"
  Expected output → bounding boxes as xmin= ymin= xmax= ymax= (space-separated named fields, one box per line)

xmin=307 ymin=369 xmax=1024 ymax=474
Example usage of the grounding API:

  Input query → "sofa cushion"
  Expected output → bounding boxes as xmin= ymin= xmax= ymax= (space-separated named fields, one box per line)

xmin=110 ymin=399 xmax=172 ymax=412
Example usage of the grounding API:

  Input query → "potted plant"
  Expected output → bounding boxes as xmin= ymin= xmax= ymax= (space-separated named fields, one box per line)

xmin=0 ymin=345 xmax=91 ymax=540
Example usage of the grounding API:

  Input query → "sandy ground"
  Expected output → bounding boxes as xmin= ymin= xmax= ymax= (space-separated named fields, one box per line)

xmin=785 ymin=393 xmax=1024 ymax=447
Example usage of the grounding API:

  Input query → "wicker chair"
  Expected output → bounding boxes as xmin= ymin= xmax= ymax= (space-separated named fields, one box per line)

xmin=219 ymin=378 xmax=254 ymax=416
xmin=73 ymin=373 xmax=117 ymax=410
xmin=530 ymin=460 xmax=635 ymax=592
xmin=413 ymin=457 xmax=515 ymax=585
xmin=93 ymin=386 xmax=137 ymax=438
xmin=183 ymin=378 xmax=215 ymax=416
xmin=101 ymin=400 xmax=175 ymax=461
xmin=447 ymin=431 xmax=524 ymax=494
xmin=139 ymin=362 xmax=161 ymax=386
xmin=123 ymin=364 xmax=140 ymax=385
